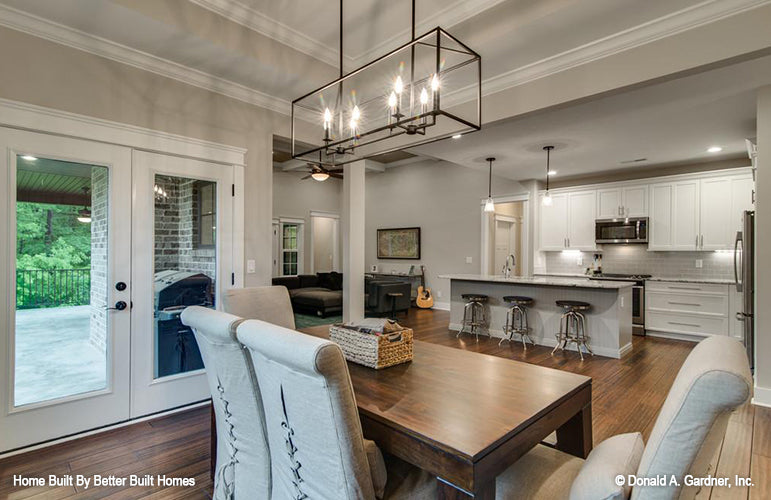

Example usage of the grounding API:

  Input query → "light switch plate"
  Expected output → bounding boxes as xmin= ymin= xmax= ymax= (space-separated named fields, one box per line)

xmin=247 ymin=259 xmax=256 ymax=274
xmin=436 ymin=290 xmax=443 ymax=298
xmin=465 ymin=256 xmax=473 ymax=264
xmin=576 ymin=256 xmax=583 ymax=266
xmin=695 ymin=259 xmax=703 ymax=269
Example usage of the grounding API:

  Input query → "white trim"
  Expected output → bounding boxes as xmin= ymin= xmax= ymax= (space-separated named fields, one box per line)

xmin=494 ymin=214 xmax=518 ymax=224
xmin=0 ymin=3 xmax=289 ymax=116
xmin=309 ymin=211 xmax=340 ymax=219
xmin=232 ymin=165 xmax=245 ymax=288
xmin=0 ymin=401 xmax=209 ymax=460
xmin=432 ymin=301 xmax=451 ymax=311
xmin=480 ymin=193 xmax=530 ymax=276
xmin=278 ymin=217 xmax=306 ymax=225
xmin=0 ymin=98 xmax=246 ymax=166
xmin=752 ymin=386 xmax=771 ymax=408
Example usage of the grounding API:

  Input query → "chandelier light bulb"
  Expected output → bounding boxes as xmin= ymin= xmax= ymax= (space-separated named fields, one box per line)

xmin=431 ymin=74 xmax=439 ymax=92
xmin=352 ymin=105 xmax=361 ymax=121
xmin=420 ymin=88 xmax=429 ymax=105
xmin=323 ymin=107 xmax=332 ymax=128
xmin=394 ymin=76 xmax=403 ymax=95
xmin=388 ymin=91 xmax=397 ymax=109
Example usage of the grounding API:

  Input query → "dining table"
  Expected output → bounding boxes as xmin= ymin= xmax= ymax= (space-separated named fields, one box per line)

xmin=210 ymin=334 xmax=592 ymax=499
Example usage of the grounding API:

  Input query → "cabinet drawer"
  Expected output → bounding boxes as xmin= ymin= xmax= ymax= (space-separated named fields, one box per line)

xmin=646 ymin=291 xmax=727 ymax=316
xmin=645 ymin=281 xmax=727 ymax=295
xmin=646 ymin=311 xmax=728 ymax=336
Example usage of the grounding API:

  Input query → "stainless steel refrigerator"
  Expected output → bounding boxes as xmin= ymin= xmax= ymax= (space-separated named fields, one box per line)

xmin=735 ymin=210 xmax=755 ymax=369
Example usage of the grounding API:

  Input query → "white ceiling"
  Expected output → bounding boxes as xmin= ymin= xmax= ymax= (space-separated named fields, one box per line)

xmin=411 ymin=54 xmax=769 ymax=181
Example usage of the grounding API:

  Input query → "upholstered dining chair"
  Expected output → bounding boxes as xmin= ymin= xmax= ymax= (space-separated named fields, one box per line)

xmin=180 ymin=306 xmax=270 ymax=500
xmin=494 ymin=335 xmax=752 ymax=500
xmin=236 ymin=319 xmax=435 ymax=500
xmin=222 ymin=286 xmax=295 ymax=329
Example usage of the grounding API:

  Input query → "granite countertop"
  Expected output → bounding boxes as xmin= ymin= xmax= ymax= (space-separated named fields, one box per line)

xmin=647 ymin=277 xmax=735 ymax=285
xmin=438 ymin=274 xmax=634 ymax=289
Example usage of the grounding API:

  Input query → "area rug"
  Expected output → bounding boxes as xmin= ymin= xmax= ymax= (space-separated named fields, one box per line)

xmin=294 ymin=313 xmax=343 ymax=329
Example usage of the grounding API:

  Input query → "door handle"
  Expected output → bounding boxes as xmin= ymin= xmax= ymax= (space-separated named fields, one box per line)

xmin=106 ymin=301 xmax=128 ymax=311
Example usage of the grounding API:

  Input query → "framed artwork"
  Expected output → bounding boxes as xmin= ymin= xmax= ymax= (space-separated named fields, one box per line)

xmin=377 ymin=227 xmax=421 ymax=259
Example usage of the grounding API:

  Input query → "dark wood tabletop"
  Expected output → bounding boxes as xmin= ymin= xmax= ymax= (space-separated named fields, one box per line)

xmin=305 ymin=332 xmax=593 ymax=499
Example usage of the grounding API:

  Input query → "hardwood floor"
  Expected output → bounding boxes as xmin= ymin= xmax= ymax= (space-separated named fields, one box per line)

xmin=0 ymin=308 xmax=767 ymax=499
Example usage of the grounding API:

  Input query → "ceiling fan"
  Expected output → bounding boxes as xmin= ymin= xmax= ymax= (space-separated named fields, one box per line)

xmin=301 ymin=163 xmax=343 ymax=182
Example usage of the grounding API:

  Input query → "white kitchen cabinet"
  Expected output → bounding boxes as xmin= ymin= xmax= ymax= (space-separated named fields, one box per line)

xmin=649 ymin=183 xmax=674 ymax=249
xmin=597 ymin=185 xmax=648 ymax=219
xmin=567 ymin=190 xmax=597 ymax=250
xmin=539 ymin=193 xmax=568 ymax=251
xmin=700 ymin=176 xmax=734 ymax=250
xmin=731 ymin=174 xmax=755 ymax=234
xmin=646 ymin=281 xmax=731 ymax=338
xmin=673 ymin=180 xmax=700 ymax=250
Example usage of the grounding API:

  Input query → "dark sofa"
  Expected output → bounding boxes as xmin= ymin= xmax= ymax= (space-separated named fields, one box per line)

xmin=272 ymin=272 xmax=343 ymax=317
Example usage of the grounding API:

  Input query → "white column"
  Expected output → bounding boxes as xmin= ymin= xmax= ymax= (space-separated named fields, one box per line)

xmin=754 ymin=86 xmax=771 ymax=406
xmin=342 ymin=160 xmax=366 ymax=323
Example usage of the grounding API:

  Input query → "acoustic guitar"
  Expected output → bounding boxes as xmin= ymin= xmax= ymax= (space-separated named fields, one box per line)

xmin=415 ymin=265 xmax=434 ymax=309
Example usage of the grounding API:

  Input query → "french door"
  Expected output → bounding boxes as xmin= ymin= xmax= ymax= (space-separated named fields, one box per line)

xmin=0 ymin=131 xmax=236 ymax=452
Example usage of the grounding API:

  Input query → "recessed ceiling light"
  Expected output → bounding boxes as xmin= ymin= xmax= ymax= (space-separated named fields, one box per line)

xmin=547 ymin=170 xmax=557 ymax=176
xmin=707 ymin=146 xmax=723 ymax=153
xmin=452 ymin=134 xmax=462 ymax=139
xmin=21 ymin=155 xmax=37 ymax=161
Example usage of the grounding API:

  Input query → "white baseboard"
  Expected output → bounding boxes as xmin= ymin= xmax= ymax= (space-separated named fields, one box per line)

xmin=449 ymin=323 xmax=625 ymax=359
xmin=431 ymin=301 xmax=451 ymax=311
xmin=752 ymin=385 xmax=771 ymax=408
xmin=645 ymin=331 xmax=702 ymax=343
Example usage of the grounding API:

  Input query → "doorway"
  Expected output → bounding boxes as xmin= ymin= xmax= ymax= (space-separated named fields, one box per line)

xmin=0 ymin=129 xmax=238 ymax=452
xmin=311 ymin=212 xmax=340 ymax=273
xmin=484 ymin=200 xmax=526 ymax=276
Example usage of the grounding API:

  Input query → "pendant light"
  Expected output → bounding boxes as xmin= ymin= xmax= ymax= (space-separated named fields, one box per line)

xmin=542 ymin=146 xmax=554 ymax=206
xmin=484 ymin=157 xmax=495 ymax=213
xmin=77 ymin=187 xmax=92 ymax=223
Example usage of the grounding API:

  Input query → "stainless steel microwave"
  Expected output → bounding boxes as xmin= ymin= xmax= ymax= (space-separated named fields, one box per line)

xmin=595 ymin=217 xmax=648 ymax=244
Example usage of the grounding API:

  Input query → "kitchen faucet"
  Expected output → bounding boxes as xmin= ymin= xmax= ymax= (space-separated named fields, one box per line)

xmin=502 ymin=254 xmax=516 ymax=278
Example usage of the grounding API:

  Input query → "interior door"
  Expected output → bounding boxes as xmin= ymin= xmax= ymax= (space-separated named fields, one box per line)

xmin=0 ymin=129 xmax=131 ymax=452
xmin=494 ymin=219 xmax=514 ymax=273
xmin=130 ymin=151 xmax=234 ymax=417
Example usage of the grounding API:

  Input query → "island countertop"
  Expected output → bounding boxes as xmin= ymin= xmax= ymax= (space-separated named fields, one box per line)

xmin=439 ymin=274 xmax=634 ymax=289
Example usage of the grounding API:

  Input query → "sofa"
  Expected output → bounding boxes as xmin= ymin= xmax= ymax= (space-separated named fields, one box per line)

xmin=365 ymin=278 xmax=412 ymax=316
xmin=272 ymin=272 xmax=343 ymax=317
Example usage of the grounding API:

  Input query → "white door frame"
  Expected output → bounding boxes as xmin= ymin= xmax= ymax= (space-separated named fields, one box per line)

xmin=480 ymin=193 xmax=530 ymax=276
xmin=130 ymin=150 xmax=236 ymax=418
xmin=0 ymin=128 xmax=133 ymax=452
xmin=309 ymin=211 xmax=340 ymax=273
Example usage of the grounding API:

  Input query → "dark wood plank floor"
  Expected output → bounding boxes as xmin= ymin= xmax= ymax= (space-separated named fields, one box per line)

xmin=1 ymin=308 xmax=767 ymax=499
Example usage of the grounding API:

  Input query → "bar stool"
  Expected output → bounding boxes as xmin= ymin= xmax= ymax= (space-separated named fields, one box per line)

xmin=386 ymin=292 xmax=403 ymax=321
xmin=552 ymin=300 xmax=593 ymax=360
xmin=457 ymin=294 xmax=489 ymax=340
xmin=499 ymin=296 xmax=535 ymax=349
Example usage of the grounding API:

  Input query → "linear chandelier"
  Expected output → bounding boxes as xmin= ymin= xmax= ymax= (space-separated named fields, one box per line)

xmin=291 ymin=0 xmax=482 ymax=167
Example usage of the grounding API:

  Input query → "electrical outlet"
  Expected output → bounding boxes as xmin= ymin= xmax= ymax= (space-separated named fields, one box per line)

xmin=620 ymin=296 xmax=625 ymax=308
xmin=246 ymin=259 xmax=256 ymax=274
xmin=576 ymin=256 xmax=583 ymax=266
xmin=436 ymin=290 xmax=443 ymax=298
xmin=695 ymin=259 xmax=703 ymax=269
xmin=465 ymin=256 xmax=473 ymax=264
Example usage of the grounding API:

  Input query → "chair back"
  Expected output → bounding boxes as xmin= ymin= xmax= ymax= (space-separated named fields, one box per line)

xmin=632 ymin=335 xmax=752 ymax=500
xmin=236 ymin=319 xmax=377 ymax=500
xmin=222 ymin=286 xmax=295 ymax=329
xmin=180 ymin=306 xmax=270 ymax=500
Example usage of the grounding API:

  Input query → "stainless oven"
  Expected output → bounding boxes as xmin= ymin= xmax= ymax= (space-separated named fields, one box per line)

xmin=595 ymin=217 xmax=648 ymax=244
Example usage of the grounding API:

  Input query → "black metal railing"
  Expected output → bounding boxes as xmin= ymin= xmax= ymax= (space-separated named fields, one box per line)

xmin=16 ymin=269 xmax=90 ymax=309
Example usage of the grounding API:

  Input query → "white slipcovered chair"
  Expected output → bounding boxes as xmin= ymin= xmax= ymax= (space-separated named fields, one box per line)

xmin=180 ymin=306 xmax=270 ymax=500
xmin=236 ymin=319 xmax=435 ymax=500
xmin=222 ymin=286 xmax=295 ymax=330
xmin=495 ymin=335 xmax=752 ymax=500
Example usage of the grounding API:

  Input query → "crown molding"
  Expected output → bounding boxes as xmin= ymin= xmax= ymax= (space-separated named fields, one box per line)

xmin=0 ymin=3 xmax=290 ymax=116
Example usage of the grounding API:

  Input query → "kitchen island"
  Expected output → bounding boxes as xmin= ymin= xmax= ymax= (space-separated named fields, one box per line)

xmin=439 ymin=274 xmax=634 ymax=358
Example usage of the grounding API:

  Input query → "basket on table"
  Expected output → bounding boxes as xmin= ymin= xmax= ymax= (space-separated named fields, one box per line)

xmin=329 ymin=324 xmax=413 ymax=369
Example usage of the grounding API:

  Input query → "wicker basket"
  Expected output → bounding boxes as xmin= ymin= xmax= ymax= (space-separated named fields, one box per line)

xmin=329 ymin=324 xmax=413 ymax=369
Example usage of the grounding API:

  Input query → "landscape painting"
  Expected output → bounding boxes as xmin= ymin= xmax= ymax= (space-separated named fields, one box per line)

xmin=377 ymin=227 xmax=421 ymax=260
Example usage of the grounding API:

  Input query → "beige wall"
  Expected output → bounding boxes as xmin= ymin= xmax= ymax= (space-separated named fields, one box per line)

xmin=272 ymin=169 xmax=342 ymax=274
xmin=0 ymin=26 xmax=319 ymax=287
xmin=755 ymin=86 xmax=771 ymax=405
xmin=365 ymin=160 xmax=525 ymax=305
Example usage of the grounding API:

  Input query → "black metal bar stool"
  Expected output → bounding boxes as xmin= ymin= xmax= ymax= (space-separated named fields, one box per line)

xmin=387 ymin=292 xmax=403 ymax=321
xmin=499 ymin=296 xmax=535 ymax=349
xmin=552 ymin=300 xmax=593 ymax=360
xmin=457 ymin=294 xmax=489 ymax=340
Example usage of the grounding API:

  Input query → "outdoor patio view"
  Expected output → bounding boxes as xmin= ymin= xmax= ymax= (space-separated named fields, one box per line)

xmin=14 ymin=156 xmax=108 ymax=407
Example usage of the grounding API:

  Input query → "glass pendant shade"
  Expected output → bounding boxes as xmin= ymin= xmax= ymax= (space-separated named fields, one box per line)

xmin=77 ymin=207 xmax=92 ymax=223
xmin=542 ymin=192 xmax=553 ymax=206
xmin=292 ymin=28 xmax=481 ymax=167
xmin=311 ymin=171 xmax=330 ymax=182
xmin=484 ymin=197 xmax=495 ymax=212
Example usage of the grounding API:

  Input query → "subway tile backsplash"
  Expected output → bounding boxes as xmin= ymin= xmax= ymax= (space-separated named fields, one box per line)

xmin=542 ymin=245 xmax=735 ymax=280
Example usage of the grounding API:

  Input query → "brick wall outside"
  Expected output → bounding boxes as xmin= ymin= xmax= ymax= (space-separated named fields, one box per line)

xmin=89 ymin=167 xmax=109 ymax=353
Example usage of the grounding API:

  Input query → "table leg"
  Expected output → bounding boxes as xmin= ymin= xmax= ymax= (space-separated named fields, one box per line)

xmin=555 ymin=402 xmax=592 ymax=458
xmin=436 ymin=478 xmax=494 ymax=499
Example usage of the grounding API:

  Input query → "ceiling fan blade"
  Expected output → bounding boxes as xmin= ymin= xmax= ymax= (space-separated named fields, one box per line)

xmin=327 ymin=169 xmax=345 ymax=173
xmin=300 ymin=174 xmax=312 ymax=180
xmin=329 ymin=173 xmax=344 ymax=179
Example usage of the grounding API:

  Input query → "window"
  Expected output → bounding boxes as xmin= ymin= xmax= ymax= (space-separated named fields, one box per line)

xmin=195 ymin=181 xmax=216 ymax=248
xmin=281 ymin=222 xmax=303 ymax=276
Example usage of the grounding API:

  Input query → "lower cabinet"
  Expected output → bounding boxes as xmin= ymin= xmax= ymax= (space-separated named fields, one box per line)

xmin=645 ymin=281 xmax=741 ymax=340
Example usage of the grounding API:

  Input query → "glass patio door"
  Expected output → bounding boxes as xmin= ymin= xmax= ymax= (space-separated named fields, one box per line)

xmin=0 ymin=129 xmax=132 ymax=452
xmin=130 ymin=151 xmax=234 ymax=417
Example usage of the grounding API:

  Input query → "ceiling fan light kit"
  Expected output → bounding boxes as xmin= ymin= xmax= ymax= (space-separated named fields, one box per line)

xmin=291 ymin=0 xmax=481 ymax=168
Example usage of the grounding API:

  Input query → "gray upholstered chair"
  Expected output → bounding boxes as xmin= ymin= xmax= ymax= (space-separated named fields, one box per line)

xmin=222 ymin=286 xmax=295 ymax=329
xmin=236 ymin=319 xmax=435 ymax=500
xmin=180 ymin=306 xmax=270 ymax=500
xmin=494 ymin=335 xmax=752 ymax=500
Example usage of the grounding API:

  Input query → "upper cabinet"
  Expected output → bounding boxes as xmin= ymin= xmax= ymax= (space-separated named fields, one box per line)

xmin=539 ymin=190 xmax=597 ymax=251
xmin=649 ymin=172 xmax=753 ymax=251
xmin=597 ymin=185 xmax=648 ymax=219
